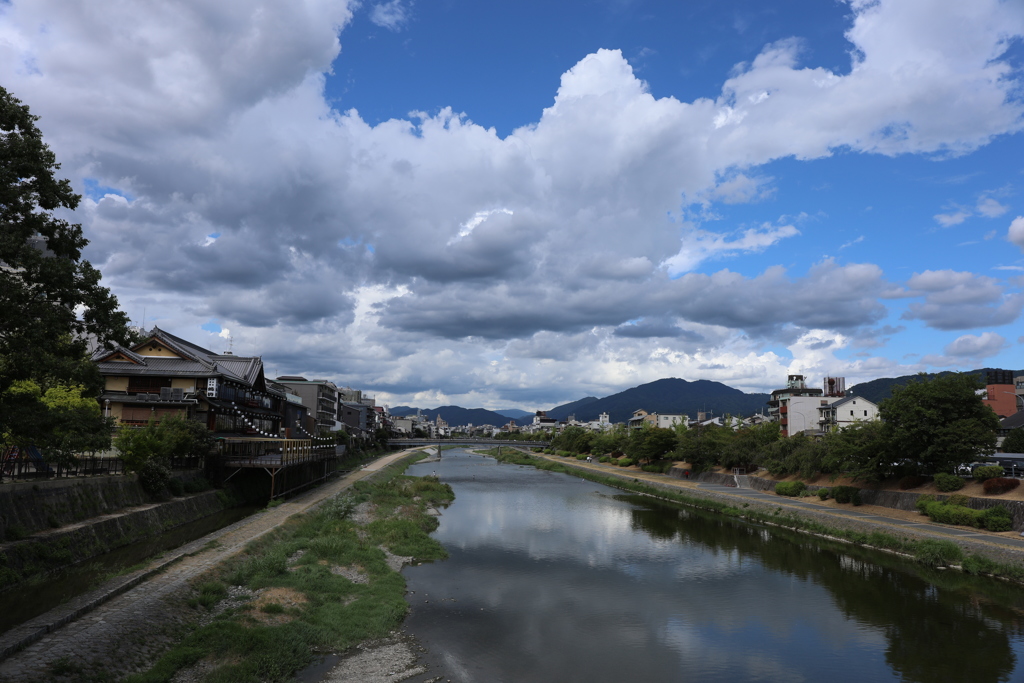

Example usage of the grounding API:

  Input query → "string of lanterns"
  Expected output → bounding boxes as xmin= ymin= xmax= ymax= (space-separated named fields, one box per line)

xmin=226 ymin=401 xmax=333 ymax=443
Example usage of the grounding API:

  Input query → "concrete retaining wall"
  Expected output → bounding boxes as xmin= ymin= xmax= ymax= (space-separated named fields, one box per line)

xmin=740 ymin=474 xmax=1024 ymax=531
xmin=0 ymin=472 xmax=208 ymax=539
xmin=0 ymin=489 xmax=227 ymax=590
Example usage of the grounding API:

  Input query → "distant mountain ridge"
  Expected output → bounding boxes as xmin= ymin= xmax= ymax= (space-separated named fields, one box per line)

xmin=390 ymin=368 xmax=1021 ymax=429
xmin=532 ymin=378 xmax=770 ymax=424
xmin=389 ymin=405 xmax=510 ymax=427
xmin=495 ymin=409 xmax=532 ymax=419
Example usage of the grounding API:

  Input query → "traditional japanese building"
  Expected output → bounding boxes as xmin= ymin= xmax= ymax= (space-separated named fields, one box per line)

xmin=92 ymin=327 xmax=285 ymax=437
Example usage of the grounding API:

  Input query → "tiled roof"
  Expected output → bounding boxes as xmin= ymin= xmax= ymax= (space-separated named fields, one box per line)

xmin=96 ymin=357 xmax=215 ymax=376
xmin=94 ymin=327 xmax=266 ymax=388
xmin=1002 ymin=411 xmax=1024 ymax=430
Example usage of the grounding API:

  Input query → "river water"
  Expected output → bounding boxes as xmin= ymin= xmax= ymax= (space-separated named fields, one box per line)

xmin=403 ymin=449 xmax=1024 ymax=683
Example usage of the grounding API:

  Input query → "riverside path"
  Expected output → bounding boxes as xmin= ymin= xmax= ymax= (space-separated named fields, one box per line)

xmin=527 ymin=451 xmax=1024 ymax=561
xmin=0 ymin=449 xmax=420 ymax=682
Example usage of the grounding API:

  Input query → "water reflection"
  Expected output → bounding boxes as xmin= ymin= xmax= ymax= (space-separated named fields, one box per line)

xmin=403 ymin=451 xmax=1024 ymax=683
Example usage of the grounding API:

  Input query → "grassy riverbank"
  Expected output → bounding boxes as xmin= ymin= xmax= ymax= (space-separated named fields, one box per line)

xmin=483 ymin=447 xmax=1024 ymax=582
xmin=124 ymin=457 xmax=453 ymax=683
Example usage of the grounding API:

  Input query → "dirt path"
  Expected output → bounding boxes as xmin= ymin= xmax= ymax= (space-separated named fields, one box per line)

xmin=0 ymin=450 xmax=421 ymax=682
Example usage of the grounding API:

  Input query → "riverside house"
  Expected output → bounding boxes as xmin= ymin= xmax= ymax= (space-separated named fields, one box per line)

xmin=93 ymin=327 xmax=285 ymax=438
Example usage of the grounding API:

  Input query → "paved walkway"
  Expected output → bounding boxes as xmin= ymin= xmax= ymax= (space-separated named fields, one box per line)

xmin=0 ymin=449 xmax=421 ymax=682
xmin=531 ymin=453 xmax=1024 ymax=555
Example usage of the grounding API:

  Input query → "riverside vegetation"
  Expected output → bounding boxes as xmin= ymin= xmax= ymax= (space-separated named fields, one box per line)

xmin=121 ymin=456 xmax=453 ymax=683
xmin=524 ymin=373 xmax=1002 ymax=484
xmin=479 ymin=447 xmax=1024 ymax=582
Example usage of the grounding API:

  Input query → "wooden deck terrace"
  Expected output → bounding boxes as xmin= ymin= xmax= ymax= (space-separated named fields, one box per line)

xmin=217 ymin=437 xmax=341 ymax=498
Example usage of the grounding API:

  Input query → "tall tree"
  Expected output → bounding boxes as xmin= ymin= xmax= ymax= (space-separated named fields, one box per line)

xmin=879 ymin=373 xmax=999 ymax=475
xmin=0 ymin=86 xmax=132 ymax=448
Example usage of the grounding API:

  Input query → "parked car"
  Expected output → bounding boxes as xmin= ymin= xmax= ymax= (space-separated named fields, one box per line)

xmin=996 ymin=459 xmax=1024 ymax=478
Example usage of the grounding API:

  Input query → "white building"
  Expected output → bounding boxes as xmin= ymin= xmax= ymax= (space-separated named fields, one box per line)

xmin=817 ymin=396 xmax=879 ymax=432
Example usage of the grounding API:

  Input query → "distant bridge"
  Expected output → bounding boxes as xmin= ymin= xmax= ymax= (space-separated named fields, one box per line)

xmin=388 ymin=438 xmax=549 ymax=448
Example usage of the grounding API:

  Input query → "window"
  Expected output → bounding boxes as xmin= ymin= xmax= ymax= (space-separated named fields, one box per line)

xmin=864 ymin=410 xmax=868 ymax=416
xmin=850 ymin=410 xmax=854 ymax=416
xmin=127 ymin=376 xmax=171 ymax=394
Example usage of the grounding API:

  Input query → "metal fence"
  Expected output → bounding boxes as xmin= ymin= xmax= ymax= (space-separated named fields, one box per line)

xmin=0 ymin=455 xmax=204 ymax=482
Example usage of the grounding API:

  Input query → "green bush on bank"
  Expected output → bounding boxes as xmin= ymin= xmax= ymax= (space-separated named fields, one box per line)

xmin=913 ymin=539 xmax=964 ymax=567
xmin=973 ymin=465 xmax=1004 ymax=482
xmin=934 ymin=473 xmax=965 ymax=492
xmin=816 ymin=488 xmax=830 ymax=500
xmin=831 ymin=486 xmax=862 ymax=505
xmin=918 ymin=498 xmax=1013 ymax=531
xmin=775 ymin=481 xmax=807 ymax=497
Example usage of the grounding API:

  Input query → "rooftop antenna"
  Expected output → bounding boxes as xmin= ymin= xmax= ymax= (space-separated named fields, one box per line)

xmin=228 ymin=335 xmax=234 ymax=354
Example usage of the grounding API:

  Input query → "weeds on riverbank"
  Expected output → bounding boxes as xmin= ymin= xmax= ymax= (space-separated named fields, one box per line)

xmin=123 ymin=456 xmax=453 ymax=683
xmin=487 ymin=448 xmax=1024 ymax=583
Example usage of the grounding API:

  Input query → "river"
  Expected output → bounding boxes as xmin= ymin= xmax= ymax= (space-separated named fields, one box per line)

xmin=402 ymin=449 xmax=1024 ymax=683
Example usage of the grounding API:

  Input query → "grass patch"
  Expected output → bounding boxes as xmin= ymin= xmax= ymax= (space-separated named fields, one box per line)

xmin=125 ymin=456 xmax=453 ymax=683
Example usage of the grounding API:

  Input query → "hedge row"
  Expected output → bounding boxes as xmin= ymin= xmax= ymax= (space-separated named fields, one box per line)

xmin=916 ymin=495 xmax=1013 ymax=532
xmin=775 ymin=481 xmax=806 ymax=496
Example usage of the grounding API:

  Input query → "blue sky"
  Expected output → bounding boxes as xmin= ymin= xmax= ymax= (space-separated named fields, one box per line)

xmin=2 ymin=0 xmax=1023 ymax=410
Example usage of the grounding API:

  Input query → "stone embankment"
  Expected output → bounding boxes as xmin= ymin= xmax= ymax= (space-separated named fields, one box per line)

xmin=1 ymin=474 xmax=161 ymax=538
xmin=0 ymin=473 xmax=231 ymax=591
xmin=670 ymin=468 xmax=1024 ymax=530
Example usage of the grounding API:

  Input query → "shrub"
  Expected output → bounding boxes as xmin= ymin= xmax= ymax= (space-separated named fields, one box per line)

xmin=599 ymin=456 xmax=611 ymax=463
xmin=193 ymin=581 xmax=227 ymax=610
xmin=617 ymin=458 xmax=634 ymax=467
xmin=983 ymin=477 xmax=1021 ymax=495
xmin=816 ymin=488 xmax=830 ymax=500
xmin=925 ymin=501 xmax=982 ymax=527
xmin=915 ymin=494 xmax=935 ymax=514
xmin=775 ymin=481 xmax=807 ymax=497
xmin=898 ymin=475 xmax=928 ymax=490
xmin=575 ymin=454 xmax=588 ymax=461
xmin=947 ymin=494 xmax=970 ymax=507
xmin=831 ymin=486 xmax=860 ymax=504
xmin=167 ymin=478 xmax=185 ymax=497
xmin=980 ymin=505 xmax=1013 ymax=531
xmin=973 ymin=465 xmax=1004 ymax=482
xmin=136 ymin=459 xmax=172 ymax=497
xmin=913 ymin=539 xmax=964 ymax=567
xmin=933 ymin=473 xmax=965 ymax=492
xmin=182 ymin=477 xmax=211 ymax=494
xmin=851 ymin=490 xmax=863 ymax=506
xmin=962 ymin=553 xmax=999 ymax=575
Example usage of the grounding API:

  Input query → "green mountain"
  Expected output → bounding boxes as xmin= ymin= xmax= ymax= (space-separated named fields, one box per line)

xmin=536 ymin=378 xmax=770 ymax=424
xmin=495 ymin=408 xmax=533 ymax=419
xmin=390 ymin=405 xmax=510 ymax=427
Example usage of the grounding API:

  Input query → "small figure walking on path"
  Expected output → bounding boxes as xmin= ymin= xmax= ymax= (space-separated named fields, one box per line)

xmin=684 ymin=470 xmax=690 ymax=480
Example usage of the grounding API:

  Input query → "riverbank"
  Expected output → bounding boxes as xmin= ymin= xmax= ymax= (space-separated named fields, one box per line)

xmin=0 ymin=449 xmax=436 ymax=682
xmin=490 ymin=449 xmax=1024 ymax=581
